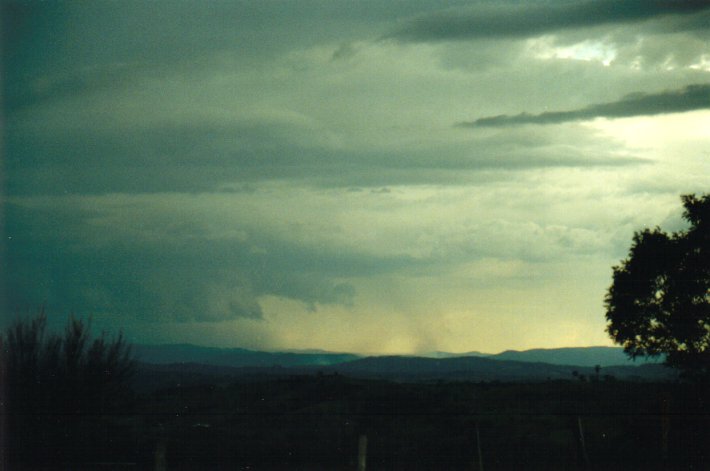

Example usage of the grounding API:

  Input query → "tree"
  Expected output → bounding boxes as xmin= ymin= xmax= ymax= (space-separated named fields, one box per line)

xmin=2 ymin=310 xmax=137 ymax=464
xmin=605 ymin=194 xmax=710 ymax=380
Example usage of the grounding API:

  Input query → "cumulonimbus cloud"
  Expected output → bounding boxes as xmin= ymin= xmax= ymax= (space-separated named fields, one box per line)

xmin=387 ymin=0 xmax=710 ymax=42
xmin=459 ymin=83 xmax=710 ymax=127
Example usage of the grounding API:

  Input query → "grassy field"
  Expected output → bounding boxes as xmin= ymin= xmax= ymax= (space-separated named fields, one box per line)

xmin=7 ymin=372 xmax=710 ymax=470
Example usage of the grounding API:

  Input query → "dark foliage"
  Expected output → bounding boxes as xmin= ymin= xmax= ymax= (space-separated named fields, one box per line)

xmin=606 ymin=194 xmax=710 ymax=380
xmin=2 ymin=310 xmax=137 ymax=466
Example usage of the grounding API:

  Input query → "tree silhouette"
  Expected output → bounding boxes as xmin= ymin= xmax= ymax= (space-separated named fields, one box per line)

xmin=605 ymin=194 xmax=710 ymax=380
xmin=2 ymin=310 xmax=136 ymax=464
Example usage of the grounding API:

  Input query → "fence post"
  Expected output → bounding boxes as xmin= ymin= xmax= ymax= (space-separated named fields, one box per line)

xmin=155 ymin=437 xmax=167 ymax=471
xmin=358 ymin=434 xmax=367 ymax=471
xmin=660 ymin=392 xmax=671 ymax=463
xmin=577 ymin=416 xmax=590 ymax=470
xmin=475 ymin=421 xmax=484 ymax=471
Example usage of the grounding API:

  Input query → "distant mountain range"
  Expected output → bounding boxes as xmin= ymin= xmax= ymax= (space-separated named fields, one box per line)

xmin=487 ymin=346 xmax=664 ymax=367
xmin=135 ymin=344 xmax=661 ymax=369
xmin=133 ymin=343 xmax=360 ymax=368
xmin=133 ymin=343 xmax=673 ymax=386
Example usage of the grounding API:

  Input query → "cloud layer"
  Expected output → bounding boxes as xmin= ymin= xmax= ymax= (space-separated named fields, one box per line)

xmin=3 ymin=0 xmax=710 ymax=353
xmin=464 ymin=83 xmax=710 ymax=126
xmin=388 ymin=0 xmax=710 ymax=42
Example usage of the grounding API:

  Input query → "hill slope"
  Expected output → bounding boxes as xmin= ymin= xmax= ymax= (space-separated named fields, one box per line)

xmin=133 ymin=343 xmax=360 ymax=368
xmin=132 ymin=344 xmax=674 ymax=385
xmin=488 ymin=346 xmax=663 ymax=367
xmin=328 ymin=355 xmax=674 ymax=382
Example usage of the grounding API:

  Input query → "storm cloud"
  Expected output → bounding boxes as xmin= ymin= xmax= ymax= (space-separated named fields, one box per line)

xmin=4 ymin=196 xmax=372 ymax=324
xmin=3 ymin=0 xmax=710 ymax=353
xmin=388 ymin=0 xmax=710 ymax=42
xmin=463 ymin=83 xmax=710 ymax=127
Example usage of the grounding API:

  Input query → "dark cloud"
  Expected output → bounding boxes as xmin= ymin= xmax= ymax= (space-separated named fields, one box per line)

xmin=2 ymin=0 xmax=664 ymax=200
xmin=461 ymin=83 xmax=710 ymax=127
xmin=387 ymin=0 xmax=710 ymax=42
xmin=4 ymin=117 xmax=345 ymax=195
xmin=1 ymin=0 xmax=462 ymax=111
xmin=4 ymin=63 xmax=145 ymax=113
xmin=6 ymin=113 xmax=646 ymax=197
xmin=3 ymin=203 xmax=264 ymax=323
xmin=3 ymin=199 xmax=419 ymax=324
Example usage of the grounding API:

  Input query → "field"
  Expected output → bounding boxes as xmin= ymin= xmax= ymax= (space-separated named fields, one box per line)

xmin=8 ymin=370 xmax=710 ymax=470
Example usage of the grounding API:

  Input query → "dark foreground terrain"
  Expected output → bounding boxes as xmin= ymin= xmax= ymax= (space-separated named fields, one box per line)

xmin=6 ymin=365 xmax=710 ymax=471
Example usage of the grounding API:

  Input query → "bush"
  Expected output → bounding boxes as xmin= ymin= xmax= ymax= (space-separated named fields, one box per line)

xmin=2 ymin=310 xmax=137 ymax=464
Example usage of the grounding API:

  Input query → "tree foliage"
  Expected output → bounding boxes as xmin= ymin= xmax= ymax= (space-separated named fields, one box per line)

xmin=605 ymin=194 xmax=710 ymax=379
xmin=1 ymin=310 xmax=136 ymax=463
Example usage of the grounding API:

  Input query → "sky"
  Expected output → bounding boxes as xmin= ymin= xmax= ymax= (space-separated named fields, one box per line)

xmin=2 ymin=0 xmax=709 ymax=355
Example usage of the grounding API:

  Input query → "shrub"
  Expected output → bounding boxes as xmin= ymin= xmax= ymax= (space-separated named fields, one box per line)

xmin=2 ymin=309 xmax=136 ymax=464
